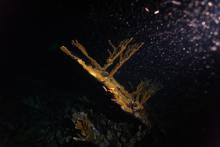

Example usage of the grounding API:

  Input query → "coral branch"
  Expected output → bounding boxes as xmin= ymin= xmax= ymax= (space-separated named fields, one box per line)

xmin=72 ymin=40 xmax=102 ymax=70
xmin=109 ymin=41 xmax=144 ymax=77
xmin=103 ymin=38 xmax=133 ymax=70
xmin=59 ymin=37 xmax=156 ymax=126
xmin=131 ymin=80 xmax=161 ymax=105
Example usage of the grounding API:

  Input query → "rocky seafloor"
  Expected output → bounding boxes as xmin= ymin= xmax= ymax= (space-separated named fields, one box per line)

xmin=0 ymin=93 xmax=165 ymax=147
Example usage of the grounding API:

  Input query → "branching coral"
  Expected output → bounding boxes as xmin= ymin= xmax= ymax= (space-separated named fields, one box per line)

xmin=60 ymin=38 xmax=160 ymax=126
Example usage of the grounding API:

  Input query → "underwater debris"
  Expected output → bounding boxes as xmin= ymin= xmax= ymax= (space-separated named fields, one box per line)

xmin=60 ymin=38 xmax=160 ymax=126
xmin=71 ymin=111 xmax=148 ymax=147
xmin=72 ymin=112 xmax=98 ymax=142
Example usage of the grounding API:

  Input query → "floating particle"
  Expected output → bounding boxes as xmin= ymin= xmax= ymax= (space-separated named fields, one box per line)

xmin=144 ymin=7 xmax=150 ymax=13
xmin=208 ymin=2 xmax=213 ymax=7
xmin=210 ymin=46 xmax=217 ymax=51
xmin=202 ymin=56 xmax=206 ymax=60
xmin=213 ymin=31 xmax=218 ymax=36
xmin=171 ymin=1 xmax=181 ymax=5
xmin=213 ymin=39 xmax=220 ymax=47
xmin=154 ymin=10 xmax=159 ymax=15
xmin=205 ymin=65 xmax=210 ymax=69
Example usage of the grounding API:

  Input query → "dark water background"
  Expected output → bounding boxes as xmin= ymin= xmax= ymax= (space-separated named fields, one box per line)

xmin=0 ymin=0 xmax=219 ymax=147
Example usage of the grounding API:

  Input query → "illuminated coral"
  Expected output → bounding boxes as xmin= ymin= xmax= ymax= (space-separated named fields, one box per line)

xmin=60 ymin=38 xmax=160 ymax=125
